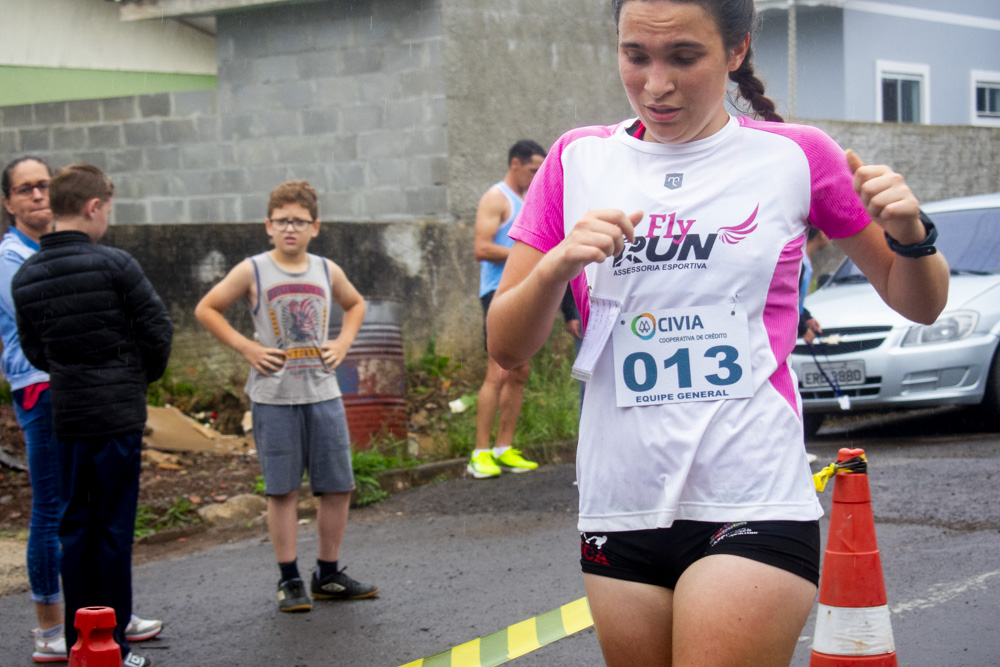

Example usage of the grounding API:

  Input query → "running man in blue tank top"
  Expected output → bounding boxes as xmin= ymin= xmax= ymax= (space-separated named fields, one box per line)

xmin=467 ymin=140 xmax=547 ymax=479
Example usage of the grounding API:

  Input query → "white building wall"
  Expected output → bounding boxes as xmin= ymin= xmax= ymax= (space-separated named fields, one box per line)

xmin=0 ymin=0 xmax=216 ymax=74
xmin=843 ymin=6 xmax=1000 ymax=124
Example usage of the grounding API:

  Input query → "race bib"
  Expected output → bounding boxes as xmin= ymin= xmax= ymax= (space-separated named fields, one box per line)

xmin=571 ymin=296 xmax=621 ymax=382
xmin=611 ymin=304 xmax=754 ymax=407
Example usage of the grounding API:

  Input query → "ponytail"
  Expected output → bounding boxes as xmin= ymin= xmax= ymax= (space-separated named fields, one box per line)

xmin=730 ymin=44 xmax=784 ymax=123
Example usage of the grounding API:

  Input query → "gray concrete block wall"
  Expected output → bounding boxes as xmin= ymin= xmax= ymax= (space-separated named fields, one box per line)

xmin=441 ymin=0 xmax=633 ymax=221
xmin=214 ymin=0 xmax=449 ymax=223
xmin=810 ymin=119 xmax=1000 ymax=203
xmin=0 ymin=92 xmax=223 ymax=224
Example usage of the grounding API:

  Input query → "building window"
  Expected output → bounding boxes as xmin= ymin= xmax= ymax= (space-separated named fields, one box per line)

xmin=882 ymin=76 xmax=921 ymax=123
xmin=876 ymin=61 xmax=930 ymax=124
xmin=977 ymin=85 xmax=1000 ymax=116
xmin=972 ymin=70 xmax=1000 ymax=127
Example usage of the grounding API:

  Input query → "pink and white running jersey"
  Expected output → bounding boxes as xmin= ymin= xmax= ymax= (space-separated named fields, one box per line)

xmin=510 ymin=116 xmax=870 ymax=531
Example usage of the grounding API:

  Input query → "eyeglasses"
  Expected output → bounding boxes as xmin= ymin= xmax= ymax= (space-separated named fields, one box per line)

xmin=270 ymin=218 xmax=314 ymax=231
xmin=11 ymin=181 xmax=49 ymax=197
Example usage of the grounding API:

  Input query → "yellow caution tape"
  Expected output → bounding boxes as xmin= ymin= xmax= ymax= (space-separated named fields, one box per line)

xmin=813 ymin=454 xmax=868 ymax=492
xmin=813 ymin=463 xmax=838 ymax=492
xmin=399 ymin=597 xmax=593 ymax=667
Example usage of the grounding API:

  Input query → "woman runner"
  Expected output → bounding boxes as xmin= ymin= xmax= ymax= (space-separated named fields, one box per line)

xmin=484 ymin=1 xmax=949 ymax=665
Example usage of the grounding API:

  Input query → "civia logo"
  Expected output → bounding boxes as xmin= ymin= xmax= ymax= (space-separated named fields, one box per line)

xmin=664 ymin=173 xmax=683 ymax=190
xmin=631 ymin=313 xmax=656 ymax=340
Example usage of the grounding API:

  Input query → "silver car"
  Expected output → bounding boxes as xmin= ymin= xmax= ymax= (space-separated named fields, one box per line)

xmin=791 ymin=192 xmax=1000 ymax=436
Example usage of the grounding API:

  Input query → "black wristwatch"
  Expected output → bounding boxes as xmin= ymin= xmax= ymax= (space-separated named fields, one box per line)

xmin=884 ymin=211 xmax=938 ymax=258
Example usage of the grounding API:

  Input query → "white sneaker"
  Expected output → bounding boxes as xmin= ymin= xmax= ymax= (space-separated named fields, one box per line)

xmin=125 ymin=614 xmax=163 ymax=642
xmin=32 ymin=628 xmax=68 ymax=663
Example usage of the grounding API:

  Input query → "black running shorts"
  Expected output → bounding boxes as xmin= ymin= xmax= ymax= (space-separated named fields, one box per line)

xmin=480 ymin=290 xmax=495 ymax=351
xmin=580 ymin=520 xmax=821 ymax=588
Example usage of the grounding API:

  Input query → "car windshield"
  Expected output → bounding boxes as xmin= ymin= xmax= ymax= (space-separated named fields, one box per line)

xmin=829 ymin=207 xmax=1000 ymax=283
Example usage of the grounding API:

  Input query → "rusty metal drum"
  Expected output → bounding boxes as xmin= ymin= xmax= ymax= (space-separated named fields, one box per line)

xmin=329 ymin=298 xmax=407 ymax=450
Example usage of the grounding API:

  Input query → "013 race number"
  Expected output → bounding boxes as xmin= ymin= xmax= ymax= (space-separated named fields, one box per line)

xmin=612 ymin=305 xmax=755 ymax=407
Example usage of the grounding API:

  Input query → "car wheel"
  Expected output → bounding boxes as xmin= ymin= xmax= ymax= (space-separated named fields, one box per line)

xmin=803 ymin=413 xmax=825 ymax=439
xmin=978 ymin=349 xmax=1000 ymax=430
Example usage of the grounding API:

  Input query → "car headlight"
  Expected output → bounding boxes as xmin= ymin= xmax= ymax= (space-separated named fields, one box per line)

xmin=901 ymin=311 xmax=978 ymax=346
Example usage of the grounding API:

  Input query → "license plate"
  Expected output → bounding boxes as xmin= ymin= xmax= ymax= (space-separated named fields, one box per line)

xmin=799 ymin=361 xmax=865 ymax=389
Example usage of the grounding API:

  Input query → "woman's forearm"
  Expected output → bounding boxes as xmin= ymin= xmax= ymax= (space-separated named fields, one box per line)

xmin=487 ymin=243 xmax=568 ymax=369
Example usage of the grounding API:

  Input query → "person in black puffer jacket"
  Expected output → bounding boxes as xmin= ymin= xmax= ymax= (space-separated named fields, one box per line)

xmin=12 ymin=163 xmax=171 ymax=667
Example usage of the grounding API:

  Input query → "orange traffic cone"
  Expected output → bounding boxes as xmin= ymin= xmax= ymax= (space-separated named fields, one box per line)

xmin=68 ymin=607 xmax=123 ymax=667
xmin=810 ymin=448 xmax=897 ymax=666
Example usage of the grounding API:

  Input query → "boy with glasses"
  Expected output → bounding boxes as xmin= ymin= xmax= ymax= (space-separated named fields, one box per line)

xmin=195 ymin=180 xmax=378 ymax=612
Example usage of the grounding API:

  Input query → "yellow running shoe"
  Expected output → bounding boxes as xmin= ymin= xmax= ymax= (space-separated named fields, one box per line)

xmin=467 ymin=450 xmax=501 ymax=479
xmin=494 ymin=448 xmax=538 ymax=473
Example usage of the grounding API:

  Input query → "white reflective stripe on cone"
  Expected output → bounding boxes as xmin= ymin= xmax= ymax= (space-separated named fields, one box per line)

xmin=812 ymin=603 xmax=896 ymax=656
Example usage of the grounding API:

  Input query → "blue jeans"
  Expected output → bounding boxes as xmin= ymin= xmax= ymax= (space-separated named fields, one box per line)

xmin=13 ymin=388 xmax=61 ymax=605
xmin=59 ymin=432 xmax=142 ymax=658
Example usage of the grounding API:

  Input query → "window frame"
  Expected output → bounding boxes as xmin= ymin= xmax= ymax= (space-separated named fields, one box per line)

xmin=972 ymin=69 xmax=1000 ymax=128
xmin=876 ymin=60 xmax=930 ymax=125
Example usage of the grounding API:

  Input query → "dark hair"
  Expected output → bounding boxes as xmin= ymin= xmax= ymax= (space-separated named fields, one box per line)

xmin=268 ymin=180 xmax=318 ymax=221
xmin=1 ymin=156 xmax=52 ymax=229
xmin=49 ymin=163 xmax=114 ymax=218
xmin=611 ymin=0 xmax=783 ymax=122
xmin=508 ymin=140 xmax=547 ymax=166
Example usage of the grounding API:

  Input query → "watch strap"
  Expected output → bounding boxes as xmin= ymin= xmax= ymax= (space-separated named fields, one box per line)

xmin=884 ymin=212 xmax=937 ymax=258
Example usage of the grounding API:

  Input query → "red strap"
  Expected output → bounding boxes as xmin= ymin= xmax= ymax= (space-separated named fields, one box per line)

xmin=22 ymin=382 xmax=49 ymax=411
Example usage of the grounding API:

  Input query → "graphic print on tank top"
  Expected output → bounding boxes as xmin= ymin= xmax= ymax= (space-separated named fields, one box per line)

xmin=265 ymin=281 xmax=329 ymax=373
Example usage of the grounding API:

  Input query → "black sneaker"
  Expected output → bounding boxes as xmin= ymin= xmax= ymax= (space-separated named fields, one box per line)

xmin=123 ymin=652 xmax=152 ymax=667
xmin=311 ymin=567 xmax=379 ymax=600
xmin=277 ymin=578 xmax=312 ymax=612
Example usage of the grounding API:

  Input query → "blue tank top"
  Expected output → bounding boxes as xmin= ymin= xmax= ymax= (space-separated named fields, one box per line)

xmin=478 ymin=181 xmax=523 ymax=298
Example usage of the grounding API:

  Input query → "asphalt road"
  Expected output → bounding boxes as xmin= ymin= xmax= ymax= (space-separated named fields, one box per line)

xmin=1 ymin=408 xmax=999 ymax=666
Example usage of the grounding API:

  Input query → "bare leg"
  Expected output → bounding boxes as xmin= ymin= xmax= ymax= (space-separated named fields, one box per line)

xmin=316 ymin=492 xmax=351 ymax=562
xmin=673 ymin=555 xmax=816 ymax=667
xmin=267 ymin=491 xmax=299 ymax=564
xmin=35 ymin=601 xmax=62 ymax=630
xmin=475 ymin=356 xmax=505 ymax=449
xmin=494 ymin=361 xmax=530 ymax=447
xmin=584 ymin=573 xmax=674 ymax=666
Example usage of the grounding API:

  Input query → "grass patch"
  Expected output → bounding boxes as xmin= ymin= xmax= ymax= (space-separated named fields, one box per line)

xmin=405 ymin=325 xmax=579 ymax=461
xmin=435 ymin=325 xmax=580 ymax=458
xmin=133 ymin=496 xmax=200 ymax=539
xmin=351 ymin=441 xmax=418 ymax=507
xmin=252 ymin=475 xmax=266 ymax=495
xmin=147 ymin=367 xmax=206 ymax=409
xmin=0 ymin=528 xmax=28 ymax=541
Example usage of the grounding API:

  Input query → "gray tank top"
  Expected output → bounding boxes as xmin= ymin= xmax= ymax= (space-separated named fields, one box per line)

xmin=244 ymin=252 xmax=342 ymax=405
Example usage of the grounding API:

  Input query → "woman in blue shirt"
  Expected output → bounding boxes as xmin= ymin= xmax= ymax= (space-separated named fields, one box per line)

xmin=2 ymin=156 xmax=162 ymax=663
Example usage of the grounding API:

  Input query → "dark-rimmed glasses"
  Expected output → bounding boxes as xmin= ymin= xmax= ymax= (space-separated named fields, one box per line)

xmin=270 ymin=218 xmax=314 ymax=231
xmin=11 ymin=181 xmax=49 ymax=197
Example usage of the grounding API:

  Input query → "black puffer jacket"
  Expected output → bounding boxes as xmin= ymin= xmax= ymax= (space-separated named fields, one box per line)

xmin=12 ymin=231 xmax=173 ymax=439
